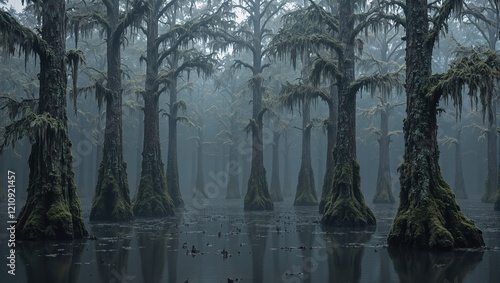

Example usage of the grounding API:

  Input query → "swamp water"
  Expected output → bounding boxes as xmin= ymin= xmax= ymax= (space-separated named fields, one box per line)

xmin=1 ymin=198 xmax=499 ymax=283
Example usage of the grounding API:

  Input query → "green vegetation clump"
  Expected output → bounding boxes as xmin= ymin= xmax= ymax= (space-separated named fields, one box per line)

xmin=133 ymin=165 xmax=174 ymax=217
xmin=90 ymin=162 xmax=133 ymax=221
xmin=322 ymin=161 xmax=376 ymax=227
xmin=388 ymin=165 xmax=484 ymax=249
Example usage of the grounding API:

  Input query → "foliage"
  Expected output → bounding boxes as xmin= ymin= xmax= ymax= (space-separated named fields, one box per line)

xmin=432 ymin=47 xmax=500 ymax=122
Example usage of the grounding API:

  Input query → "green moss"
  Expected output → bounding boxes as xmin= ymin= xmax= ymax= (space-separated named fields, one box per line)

xmin=319 ymin=169 xmax=334 ymax=213
xmin=17 ymin=138 xmax=88 ymax=240
xmin=133 ymin=163 xmax=174 ymax=217
xmin=90 ymin=161 xmax=133 ymax=221
xmin=388 ymin=171 xmax=484 ymax=249
xmin=244 ymin=166 xmax=274 ymax=211
xmin=322 ymin=160 xmax=376 ymax=227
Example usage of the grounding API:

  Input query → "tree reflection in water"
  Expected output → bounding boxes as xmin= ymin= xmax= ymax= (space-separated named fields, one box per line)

xmin=18 ymin=240 xmax=85 ymax=283
xmin=137 ymin=217 xmax=180 ymax=283
xmin=245 ymin=212 xmax=270 ymax=283
xmin=322 ymin=227 xmax=374 ymax=283
xmin=388 ymin=248 xmax=483 ymax=283
xmin=93 ymin=224 xmax=133 ymax=283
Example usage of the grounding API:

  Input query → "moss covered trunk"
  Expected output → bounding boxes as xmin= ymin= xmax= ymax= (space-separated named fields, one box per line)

xmin=134 ymin=96 xmax=174 ymax=216
xmin=166 ymin=54 xmax=185 ymax=208
xmin=270 ymin=132 xmax=283 ymax=202
xmin=322 ymin=1 xmax=375 ymax=227
xmin=453 ymin=129 xmax=467 ymax=199
xmin=387 ymin=0 xmax=483 ymax=249
xmin=16 ymin=0 xmax=88 ymax=239
xmin=226 ymin=143 xmax=241 ymax=199
xmin=90 ymin=0 xmax=133 ymax=221
xmin=244 ymin=0 xmax=273 ymax=211
xmin=482 ymin=103 xmax=497 ymax=202
xmin=319 ymin=86 xmax=338 ymax=213
xmin=294 ymin=100 xmax=318 ymax=206
xmin=133 ymin=5 xmax=174 ymax=217
xmin=373 ymin=109 xmax=395 ymax=203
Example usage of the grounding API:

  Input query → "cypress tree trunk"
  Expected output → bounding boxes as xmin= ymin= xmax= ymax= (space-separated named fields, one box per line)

xmin=322 ymin=1 xmax=375 ymax=226
xmin=133 ymin=2 xmax=174 ymax=217
xmin=482 ymin=102 xmax=497 ymax=202
xmin=495 ymin=128 xmax=500 ymax=210
xmin=319 ymin=86 xmax=338 ymax=213
xmin=270 ymin=132 xmax=283 ymax=201
xmin=294 ymin=100 xmax=318 ymax=206
xmin=193 ymin=129 xmax=207 ymax=198
xmin=387 ymin=0 xmax=484 ymax=249
xmin=166 ymin=52 xmax=185 ymax=208
xmin=90 ymin=0 xmax=133 ymax=221
xmin=226 ymin=143 xmax=241 ymax=199
xmin=244 ymin=0 xmax=273 ymax=211
xmin=17 ymin=0 xmax=88 ymax=239
xmin=453 ymin=129 xmax=467 ymax=199
xmin=373 ymin=108 xmax=395 ymax=203
xmin=282 ymin=136 xmax=292 ymax=197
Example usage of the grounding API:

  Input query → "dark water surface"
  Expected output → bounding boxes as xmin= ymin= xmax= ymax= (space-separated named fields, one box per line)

xmin=1 ymin=198 xmax=499 ymax=283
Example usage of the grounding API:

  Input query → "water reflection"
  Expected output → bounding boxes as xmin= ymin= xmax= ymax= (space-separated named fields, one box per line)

xmin=137 ymin=217 xmax=180 ymax=283
xmin=245 ymin=212 xmax=270 ymax=283
xmin=93 ymin=224 xmax=133 ymax=283
xmin=18 ymin=240 xmax=85 ymax=283
xmin=388 ymin=248 xmax=483 ymax=282
xmin=322 ymin=228 xmax=374 ymax=283
xmin=297 ymin=224 xmax=317 ymax=283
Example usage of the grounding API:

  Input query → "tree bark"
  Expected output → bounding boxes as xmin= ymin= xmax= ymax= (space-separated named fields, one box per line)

xmin=193 ymin=128 xmax=207 ymax=198
xmin=453 ymin=129 xmax=467 ymax=199
xmin=319 ymin=86 xmax=338 ymax=213
xmin=322 ymin=1 xmax=375 ymax=226
xmin=16 ymin=0 xmax=88 ymax=239
xmin=294 ymin=100 xmax=318 ymax=206
xmin=282 ymin=136 xmax=292 ymax=197
xmin=166 ymin=52 xmax=185 ymax=208
xmin=373 ymin=108 xmax=395 ymax=203
xmin=90 ymin=0 xmax=133 ymax=221
xmin=133 ymin=2 xmax=174 ymax=217
xmin=482 ymin=101 xmax=497 ymax=202
xmin=244 ymin=0 xmax=273 ymax=210
xmin=387 ymin=0 xmax=484 ymax=249
xmin=270 ymin=132 xmax=283 ymax=201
